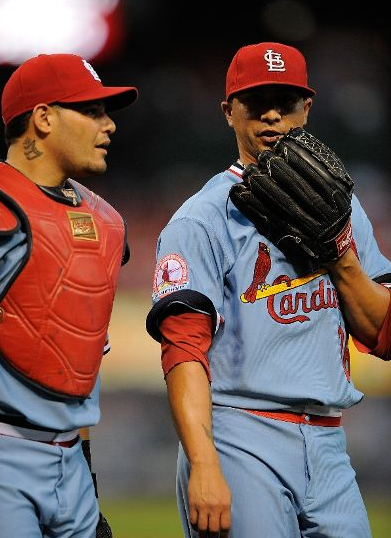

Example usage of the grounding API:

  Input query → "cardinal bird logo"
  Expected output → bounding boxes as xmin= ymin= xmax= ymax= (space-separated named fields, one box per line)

xmin=242 ymin=242 xmax=271 ymax=303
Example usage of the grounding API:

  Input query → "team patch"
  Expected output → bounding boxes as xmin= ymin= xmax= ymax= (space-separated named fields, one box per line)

xmin=153 ymin=253 xmax=189 ymax=300
xmin=67 ymin=212 xmax=98 ymax=240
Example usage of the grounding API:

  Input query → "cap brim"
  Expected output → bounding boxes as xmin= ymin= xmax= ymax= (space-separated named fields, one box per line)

xmin=227 ymin=81 xmax=315 ymax=100
xmin=58 ymin=86 xmax=138 ymax=111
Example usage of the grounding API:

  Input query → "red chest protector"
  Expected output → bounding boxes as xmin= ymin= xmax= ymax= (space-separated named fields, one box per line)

xmin=0 ymin=163 xmax=126 ymax=399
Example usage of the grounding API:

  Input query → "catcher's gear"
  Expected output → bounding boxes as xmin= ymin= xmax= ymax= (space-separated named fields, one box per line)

xmin=229 ymin=127 xmax=354 ymax=265
xmin=82 ymin=440 xmax=113 ymax=538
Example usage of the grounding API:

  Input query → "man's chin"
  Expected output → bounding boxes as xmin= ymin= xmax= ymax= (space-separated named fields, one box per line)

xmin=79 ymin=163 xmax=108 ymax=178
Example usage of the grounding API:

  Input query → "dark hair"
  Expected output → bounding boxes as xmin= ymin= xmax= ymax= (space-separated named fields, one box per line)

xmin=4 ymin=111 xmax=32 ymax=147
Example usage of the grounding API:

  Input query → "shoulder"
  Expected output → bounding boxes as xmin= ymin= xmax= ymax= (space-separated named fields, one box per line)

xmin=69 ymin=179 xmax=123 ymax=219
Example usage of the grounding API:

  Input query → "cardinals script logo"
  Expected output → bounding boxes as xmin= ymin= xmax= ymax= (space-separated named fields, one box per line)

xmin=241 ymin=242 xmax=339 ymax=324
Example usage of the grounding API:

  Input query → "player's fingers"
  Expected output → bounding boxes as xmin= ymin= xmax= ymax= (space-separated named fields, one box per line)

xmin=206 ymin=511 xmax=223 ymax=536
xmin=197 ymin=527 xmax=220 ymax=538
xmin=198 ymin=511 xmax=231 ymax=538
xmin=195 ymin=510 xmax=210 ymax=536
xmin=189 ymin=505 xmax=199 ymax=532
xmin=219 ymin=507 xmax=231 ymax=538
xmin=189 ymin=504 xmax=209 ymax=535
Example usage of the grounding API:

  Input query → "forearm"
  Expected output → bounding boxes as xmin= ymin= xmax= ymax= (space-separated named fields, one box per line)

xmin=166 ymin=361 xmax=219 ymax=467
xmin=327 ymin=249 xmax=390 ymax=347
xmin=166 ymin=360 xmax=231 ymax=535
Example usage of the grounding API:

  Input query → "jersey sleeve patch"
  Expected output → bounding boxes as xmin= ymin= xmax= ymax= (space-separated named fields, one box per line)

xmin=152 ymin=253 xmax=189 ymax=300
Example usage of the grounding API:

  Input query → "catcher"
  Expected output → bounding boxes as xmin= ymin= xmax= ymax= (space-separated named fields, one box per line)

xmin=146 ymin=42 xmax=391 ymax=537
xmin=0 ymin=53 xmax=138 ymax=537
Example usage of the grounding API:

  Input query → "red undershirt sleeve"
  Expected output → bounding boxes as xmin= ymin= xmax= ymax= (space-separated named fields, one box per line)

xmin=353 ymin=288 xmax=391 ymax=361
xmin=160 ymin=312 xmax=213 ymax=381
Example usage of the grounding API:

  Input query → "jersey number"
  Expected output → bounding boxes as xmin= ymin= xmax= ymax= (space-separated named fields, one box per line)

xmin=338 ymin=325 xmax=351 ymax=382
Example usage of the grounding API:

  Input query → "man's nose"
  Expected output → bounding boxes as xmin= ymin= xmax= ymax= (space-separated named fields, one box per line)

xmin=260 ymin=107 xmax=282 ymax=123
xmin=102 ymin=114 xmax=116 ymax=134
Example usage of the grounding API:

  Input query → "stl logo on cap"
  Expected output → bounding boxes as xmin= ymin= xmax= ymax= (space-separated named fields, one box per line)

xmin=264 ymin=49 xmax=286 ymax=72
xmin=82 ymin=59 xmax=101 ymax=82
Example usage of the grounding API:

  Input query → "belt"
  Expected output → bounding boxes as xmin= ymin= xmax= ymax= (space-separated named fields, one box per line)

xmin=244 ymin=409 xmax=341 ymax=427
xmin=0 ymin=421 xmax=79 ymax=447
xmin=46 ymin=437 xmax=79 ymax=448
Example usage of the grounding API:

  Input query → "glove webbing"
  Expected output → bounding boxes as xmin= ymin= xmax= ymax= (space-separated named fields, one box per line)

xmin=96 ymin=513 xmax=113 ymax=538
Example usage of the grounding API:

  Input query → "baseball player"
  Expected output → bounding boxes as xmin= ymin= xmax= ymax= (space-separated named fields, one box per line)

xmin=0 ymin=53 xmax=137 ymax=537
xmin=146 ymin=42 xmax=391 ymax=537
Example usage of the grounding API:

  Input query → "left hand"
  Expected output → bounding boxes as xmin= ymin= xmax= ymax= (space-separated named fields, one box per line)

xmin=188 ymin=461 xmax=231 ymax=538
xmin=229 ymin=127 xmax=354 ymax=265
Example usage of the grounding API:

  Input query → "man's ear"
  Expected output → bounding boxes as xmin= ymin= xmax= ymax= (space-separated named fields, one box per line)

xmin=302 ymin=98 xmax=312 ymax=126
xmin=221 ymin=100 xmax=234 ymax=128
xmin=30 ymin=103 xmax=53 ymax=134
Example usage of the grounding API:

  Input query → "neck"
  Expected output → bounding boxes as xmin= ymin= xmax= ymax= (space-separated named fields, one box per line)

xmin=238 ymin=155 xmax=257 ymax=167
xmin=6 ymin=146 xmax=65 ymax=187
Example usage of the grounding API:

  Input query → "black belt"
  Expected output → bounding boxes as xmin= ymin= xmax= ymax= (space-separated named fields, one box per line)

xmin=0 ymin=414 xmax=64 ymax=433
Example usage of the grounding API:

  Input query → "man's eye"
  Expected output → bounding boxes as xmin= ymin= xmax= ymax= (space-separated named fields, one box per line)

xmin=83 ymin=106 xmax=105 ymax=117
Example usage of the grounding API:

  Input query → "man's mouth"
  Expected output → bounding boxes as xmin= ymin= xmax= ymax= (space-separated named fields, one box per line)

xmin=257 ymin=130 xmax=282 ymax=145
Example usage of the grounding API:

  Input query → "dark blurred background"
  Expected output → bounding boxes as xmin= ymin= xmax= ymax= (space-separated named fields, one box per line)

xmin=0 ymin=0 xmax=390 ymax=518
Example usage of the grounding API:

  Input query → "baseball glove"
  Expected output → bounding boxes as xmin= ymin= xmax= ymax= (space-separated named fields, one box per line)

xmin=96 ymin=512 xmax=113 ymax=538
xmin=229 ymin=127 xmax=354 ymax=265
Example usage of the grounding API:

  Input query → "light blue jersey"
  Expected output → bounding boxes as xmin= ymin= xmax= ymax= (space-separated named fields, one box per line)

xmin=0 ymin=366 xmax=101 ymax=431
xmin=152 ymin=163 xmax=391 ymax=413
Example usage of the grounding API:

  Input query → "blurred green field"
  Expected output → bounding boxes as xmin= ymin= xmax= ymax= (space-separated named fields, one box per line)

xmin=100 ymin=496 xmax=391 ymax=538
xmin=100 ymin=497 xmax=182 ymax=538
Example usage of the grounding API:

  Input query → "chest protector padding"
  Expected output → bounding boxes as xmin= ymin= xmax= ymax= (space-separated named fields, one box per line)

xmin=0 ymin=164 xmax=125 ymax=399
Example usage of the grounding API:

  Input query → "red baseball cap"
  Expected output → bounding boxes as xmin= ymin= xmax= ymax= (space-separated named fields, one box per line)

xmin=1 ymin=53 xmax=138 ymax=126
xmin=226 ymin=42 xmax=315 ymax=100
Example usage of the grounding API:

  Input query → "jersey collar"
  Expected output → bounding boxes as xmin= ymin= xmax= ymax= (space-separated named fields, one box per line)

xmin=228 ymin=160 xmax=244 ymax=178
